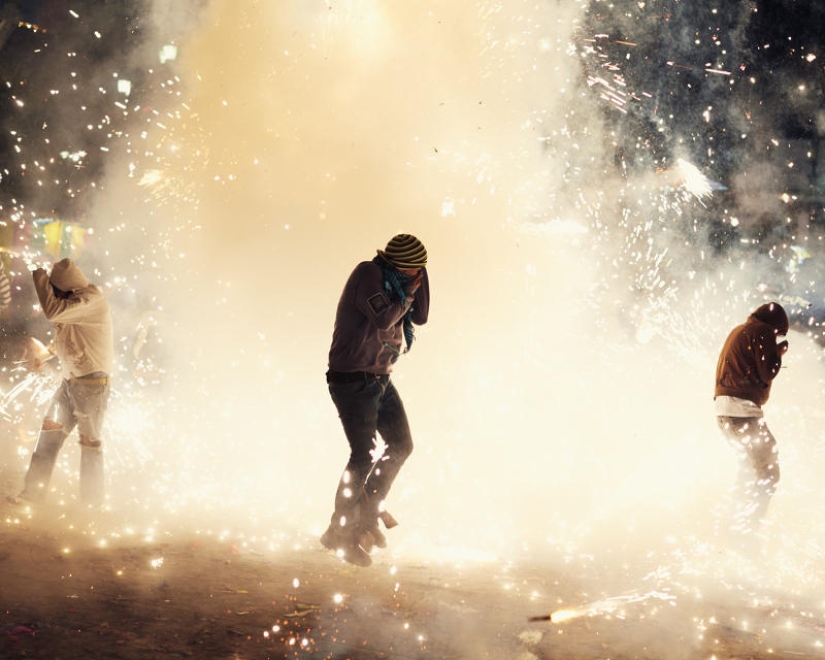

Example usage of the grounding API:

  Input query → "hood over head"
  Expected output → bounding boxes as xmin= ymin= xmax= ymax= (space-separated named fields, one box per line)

xmin=750 ymin=301 xmax=789 ymax=335
xmin=49 ymin=258 xmax=90 ymax=292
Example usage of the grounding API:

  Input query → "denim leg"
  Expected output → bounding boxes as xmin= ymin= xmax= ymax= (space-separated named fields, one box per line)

xmin=80 ymin=444 xmax=105 ymax=506
xmin=22 ymin=379 xmax=110 ymax=505
xmin=67 ymin=380 xmax=109 ymax=441
xmin=368 ymin=380 xmax=414 ymax=507
xmin=718 ymin=416 xmax=780 ymax=531
xmin=328 ymin=379 xmax=384 ymax=529
xmin=21 ymin=428 xmax=68 ymax=502
xmin=67 ymin=379 xmax=109 ymax=505
xmin=20 ymin=381 xmax=74 ymax=501
xmin=47 ymin=379 xmax=79 ymax=433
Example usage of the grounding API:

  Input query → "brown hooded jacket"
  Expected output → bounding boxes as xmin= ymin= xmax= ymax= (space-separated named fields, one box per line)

xmin=714 ymin=302 xmax=789 ymax=407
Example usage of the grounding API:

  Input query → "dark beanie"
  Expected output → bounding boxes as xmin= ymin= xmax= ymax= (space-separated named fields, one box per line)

xmin=377 ymin=234 xmax=428 ymax=269
xmin=752 ymin=302 xmax=789 ymax=335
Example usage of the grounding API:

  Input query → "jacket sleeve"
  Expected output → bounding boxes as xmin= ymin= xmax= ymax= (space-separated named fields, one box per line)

xmin=354 ymin=263 xmax=413 ymax=331
xmin=33 ymin=269 xmax=102 ymax=324
xmin=410 ymin=267 xmax=429 ymax=325
xmin=753 ymin=326 xmax=783 ymax=384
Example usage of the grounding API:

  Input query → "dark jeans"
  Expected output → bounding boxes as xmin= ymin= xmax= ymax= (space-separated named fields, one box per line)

xmin=327 ymin=375 xmax=414 ymax=533
xmin=717 ymin=415 xmax=780 ymax=532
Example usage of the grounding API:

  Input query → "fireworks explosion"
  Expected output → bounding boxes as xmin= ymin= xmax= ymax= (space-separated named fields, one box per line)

xmin=1 ymin=0 xmax=825 ymax=658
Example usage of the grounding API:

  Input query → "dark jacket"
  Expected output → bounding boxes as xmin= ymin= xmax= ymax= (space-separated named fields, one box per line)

xmin=328 ymin=260 xmax=430 ymax=375
xmin=714 ymin=302 xmax=788 ymax=407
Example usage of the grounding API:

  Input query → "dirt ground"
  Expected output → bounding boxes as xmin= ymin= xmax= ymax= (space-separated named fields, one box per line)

xmin=3 ymin=493 xmax=825 ymax=660
xmin=2 ymin=377 xmax=825 ymax=660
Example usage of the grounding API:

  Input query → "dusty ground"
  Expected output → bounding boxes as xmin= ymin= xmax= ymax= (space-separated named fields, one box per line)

xmin=2 ymin=369 xmax=825 ymax=660
xmin=3 ymin=494 xmax=825 ymax=660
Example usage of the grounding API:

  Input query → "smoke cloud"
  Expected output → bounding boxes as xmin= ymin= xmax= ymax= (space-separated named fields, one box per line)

xmin=10 ymin=1 xmax=825 ymax=617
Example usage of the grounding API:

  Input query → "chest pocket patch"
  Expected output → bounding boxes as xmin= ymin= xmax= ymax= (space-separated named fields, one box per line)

xmin=367 ymin=292 xmax=390 ymax=314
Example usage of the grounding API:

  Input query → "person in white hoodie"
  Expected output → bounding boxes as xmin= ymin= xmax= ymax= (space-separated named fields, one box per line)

xmin=11 ymin=258 xmax=113 ymax=506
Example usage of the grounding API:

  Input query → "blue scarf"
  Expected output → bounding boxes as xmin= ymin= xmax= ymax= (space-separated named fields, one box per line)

xmin=375 ymin=256 xmax=415 ymax=354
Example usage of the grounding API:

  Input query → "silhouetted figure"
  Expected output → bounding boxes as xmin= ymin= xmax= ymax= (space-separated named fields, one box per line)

xmin=10 ymin=259 xmax=113 ymax=507
xmin=715 ymin=302 xmax=788 ymax=541
xmin=321 ymin=235 xmax=430 ymax=567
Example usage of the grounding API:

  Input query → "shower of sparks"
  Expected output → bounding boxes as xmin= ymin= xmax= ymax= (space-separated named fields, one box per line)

xmin=0 ymin=369 xmax=55 ymax=423
xmin=675 ymin=158 xmax=715 ymax=200
xmin=0 ymin=9 xmax=205 ymax=277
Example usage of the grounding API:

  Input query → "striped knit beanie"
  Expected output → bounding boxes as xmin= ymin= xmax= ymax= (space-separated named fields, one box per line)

xmin=377 ymin=234 xmax=428 ymax=269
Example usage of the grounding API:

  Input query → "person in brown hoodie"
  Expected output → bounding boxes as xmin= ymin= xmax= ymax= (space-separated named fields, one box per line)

xmin=714 ymin=301 xmax=789 ymax=537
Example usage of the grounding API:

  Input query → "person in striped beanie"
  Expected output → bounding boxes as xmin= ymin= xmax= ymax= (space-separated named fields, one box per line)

xmin=321 ymin=234 xmax=430 ymax=566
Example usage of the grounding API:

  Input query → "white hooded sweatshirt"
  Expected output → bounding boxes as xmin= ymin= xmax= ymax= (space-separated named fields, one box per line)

xmin=33 ymin=259 xmax=114 ymax=378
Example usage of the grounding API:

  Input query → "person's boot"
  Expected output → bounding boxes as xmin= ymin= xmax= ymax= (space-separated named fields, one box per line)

xmin=320 ymin=521 xmax=372 ymax=567
xmin=348 ymin=529 xmax=376 ymax=563
xmin=79 ymin=440 xmax=105 ymax=506
xmin=367 ymin=525 xmax=387 ymax=549
xmin=16 ymin=428 xmax=67 ymax=503
xmin=358 ymin=489 xmax=392 ymax=549
xmin=320 ymin=521 xmax=347 ymax=551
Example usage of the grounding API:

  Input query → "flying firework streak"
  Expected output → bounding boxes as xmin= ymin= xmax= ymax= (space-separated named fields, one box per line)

xmin=667 ymin=61 xmax=732 ymax=76
xmin=529 ymin=590 xmax=676 ymax=624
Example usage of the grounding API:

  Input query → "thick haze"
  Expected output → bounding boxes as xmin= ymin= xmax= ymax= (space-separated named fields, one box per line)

xmin=14 ymin=0 xmax=825 ymax=600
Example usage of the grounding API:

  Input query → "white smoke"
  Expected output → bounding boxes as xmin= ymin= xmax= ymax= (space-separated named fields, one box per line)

xmin=16 ymin=2 xmax=825 ymax=613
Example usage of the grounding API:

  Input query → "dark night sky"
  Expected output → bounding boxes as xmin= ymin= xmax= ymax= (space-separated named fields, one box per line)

xmin=0 ymin=0 xmax=822 ymax=226
xmin=0 ymin=0 xmax=150 ymax=219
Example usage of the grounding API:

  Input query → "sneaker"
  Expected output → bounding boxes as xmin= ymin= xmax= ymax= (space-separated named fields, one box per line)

xmin=320 ymin=525 xmax=345 ymax=551
xmin=320 ymin=524 xmax=373 ymax=567
xmin=342 ymin=539 xmax=372 ymax=567
xmin=367 ymin=526 xmax=387 ymax=549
